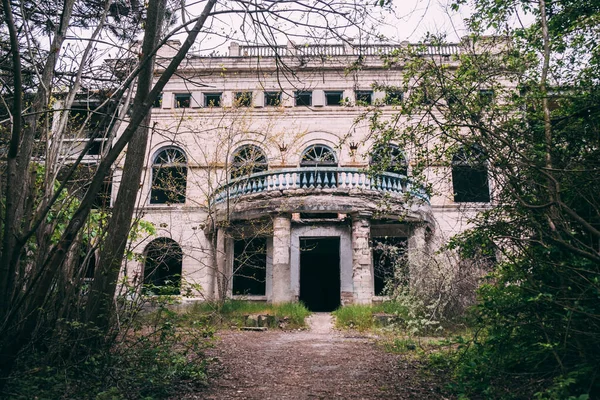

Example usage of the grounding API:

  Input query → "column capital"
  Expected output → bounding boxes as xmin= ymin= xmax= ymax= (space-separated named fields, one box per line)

xmin=351 ymin=211 xmax=373 ymax=220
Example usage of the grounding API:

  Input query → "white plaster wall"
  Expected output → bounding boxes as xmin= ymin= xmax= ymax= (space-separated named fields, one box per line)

xmin=112 ymin=52 xmax=492 ymax=301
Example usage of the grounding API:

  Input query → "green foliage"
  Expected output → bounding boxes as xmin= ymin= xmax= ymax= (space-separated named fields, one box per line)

xmin=333 ymin=304 xmax=376 ymax=331
xmin=364 ymin=0 xmax=600 ymax=397
xmin=184 ymin=300 xmax=311 ymax=329
xmin=333 ymin=301 xmax=434 ymax=333
xmin=4 ymin=302 xmax=214 ymax=399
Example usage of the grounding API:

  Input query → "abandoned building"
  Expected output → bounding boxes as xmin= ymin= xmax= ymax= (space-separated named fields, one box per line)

xmin=105 ymin=41 xmax=491 ymax=311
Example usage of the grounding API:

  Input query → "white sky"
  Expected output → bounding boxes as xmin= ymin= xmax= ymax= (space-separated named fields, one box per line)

xmin=175 ymin=0 xmax=475 ymax=55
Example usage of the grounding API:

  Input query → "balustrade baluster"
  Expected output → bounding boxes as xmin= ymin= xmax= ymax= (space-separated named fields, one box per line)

xmin=274 ymin=174 xmax=280 ymax=190
xmin=324 ymin=171 xmax=330 ymax=187
xmin=309 ymin=172 xmax=315 ymax=188
xmin=316 ymin=171 xmax=322 ymax=188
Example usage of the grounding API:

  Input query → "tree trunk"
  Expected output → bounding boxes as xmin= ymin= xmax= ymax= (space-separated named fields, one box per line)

xmin=85 ymin=0 xmax=167 ymax=331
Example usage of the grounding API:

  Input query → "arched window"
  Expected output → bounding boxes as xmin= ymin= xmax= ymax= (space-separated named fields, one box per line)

xmin=452 ymin=145 xmax=490 ymax=202
xmin=231 ymin=145 xmax=268 ymax=178
xmin=371 ymin=144 xmax=408 ymax=176
xmin=300 ymin=144 xmax=337 ymax=167
xmin=143 ymin=238 xmax=183 ymax=295
xmin=151 ymin=147 xmax=187 ymax=204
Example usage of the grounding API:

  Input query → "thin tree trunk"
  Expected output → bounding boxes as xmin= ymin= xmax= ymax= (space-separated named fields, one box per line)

xmin=0 ymin=0 xmax=218 ymax=385
xmin=85 ymin=0 xmax=167 ymax=331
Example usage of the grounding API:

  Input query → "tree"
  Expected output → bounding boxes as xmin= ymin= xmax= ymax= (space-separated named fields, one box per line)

xmin=366 ymin=0 xmax=599 ymax=396
xmin=0 ymin=0 xmax=385 ymax=390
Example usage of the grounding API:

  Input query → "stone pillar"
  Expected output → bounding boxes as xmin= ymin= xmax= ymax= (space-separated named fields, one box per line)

xmin=407 ymin=223 xmax=431 ymax=291
xmin=214 ymin=227 xmax=227 ymax=300
xmin=352 ymin=214 xmax=373 ymax=304
xmin=271 ymin=215 xmax=292 ymax=303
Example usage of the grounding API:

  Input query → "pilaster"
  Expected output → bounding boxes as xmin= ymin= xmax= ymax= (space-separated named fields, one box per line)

xmin=351 ymin=213 xmax=373 ymax=304
xmin=271 ymin=214 xmax=292 ymax=303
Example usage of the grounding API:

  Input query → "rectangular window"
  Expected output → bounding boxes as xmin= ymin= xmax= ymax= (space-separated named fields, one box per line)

xmin=264 ymin=91 xmax=281 ymax=106
xmin=152 ymin=93 xmax=163 ymax=108
xmin=235 ymin=92 xmax=252 ymax=107
xmin=478 ymin=89 xmax=494 ymax=106
xmin=204 ymin=92 xmax=222 ymax=107
xmin=233 ymin=238 xmax=267 ymax=296
xmin=372 ymin=237 xmax=408 ymax=296
xmin=355 ymin=90 xmax=373 ymax=105
xmin=325 ymin=91 xmax=344 ymax=106
xmin=174 ymin=93 xmax=191 ymax=108
xmin=385 ymin=91 xmax=403 ymax=105
xmin=295 ymin=91 xmax=312 ymax=106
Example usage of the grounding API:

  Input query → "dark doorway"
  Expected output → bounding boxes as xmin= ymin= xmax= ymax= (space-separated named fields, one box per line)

xmin=299 ymin=237 xmax=340 ymax=312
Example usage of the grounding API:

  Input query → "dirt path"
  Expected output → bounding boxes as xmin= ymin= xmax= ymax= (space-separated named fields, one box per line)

xmin=189 ymin=313 xmax=448 ymax=399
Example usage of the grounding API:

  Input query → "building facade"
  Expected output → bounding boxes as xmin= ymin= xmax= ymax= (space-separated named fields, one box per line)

xmin=116 ymin=41 xmax=491 ymax=311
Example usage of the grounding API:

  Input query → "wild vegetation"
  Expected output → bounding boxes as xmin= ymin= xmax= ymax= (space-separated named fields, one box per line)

xmin=365 ymin=0 xmax=600 ymax=398
xmin=0 ymin=0 xmax=382 ymax=397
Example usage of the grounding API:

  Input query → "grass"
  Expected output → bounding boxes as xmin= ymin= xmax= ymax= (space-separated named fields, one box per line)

xmin=183 ymin=300 xmax=311 ymax=329
xmin=332 ymin=302 xmax=409 ymax=331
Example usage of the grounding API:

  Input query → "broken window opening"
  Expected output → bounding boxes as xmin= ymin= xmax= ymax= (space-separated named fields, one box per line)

xmin=174 ymin=93 xmax=191 ymax=108
xmin=234 ymin=92 xmax=253 ymax=107
xmin=372 ymin=237 xmax=408 ymax=296
xmin=452 ymin=145 xmax=490 ymax=203
xmin=325 ymin=91 xmax=344 ymax=106
xmin=371 ymin=144 xmax=408 ymax=176
xmin=264 ymin=91 xmax=281 ymax=106
xmin=355 ymin=90 xmax=373 ymax=105
xmin=295 ymin=91 xmax=312 ymax=106
xmin=300 ymin=144 xmax=338 ymax=167
xmin=204 ymin=92 xmax=222 ymax=107
xmin=233 ymin=237 xmax=267 ymax=296
xmin=385 ymin=90 xmax=404 ymax=105
xmin=231 ymin=145 xmax=268 ymax=178
xmin=143 ymin=238 xmax=183 ymax=295
xmin=151 ymin=147 xmax=187 ymax=204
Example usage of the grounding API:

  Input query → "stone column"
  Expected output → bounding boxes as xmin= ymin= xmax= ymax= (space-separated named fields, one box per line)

xmin=407 ymin=223 xmax=431 ymax=291
xmin=352 ymin=214 xmax=373 ymax=304
xmin=271 ymin=215 xmax=292 ymax=303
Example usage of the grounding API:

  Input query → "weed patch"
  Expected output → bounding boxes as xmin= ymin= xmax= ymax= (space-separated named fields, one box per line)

xmin=182 ymin=300 xmax=310 ymax=329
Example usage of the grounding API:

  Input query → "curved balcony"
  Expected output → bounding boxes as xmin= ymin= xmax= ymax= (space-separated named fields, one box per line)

xmin=212 ymin=167 xmax=429 ymax=205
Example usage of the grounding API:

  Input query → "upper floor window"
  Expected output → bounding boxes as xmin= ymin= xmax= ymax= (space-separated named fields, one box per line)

xmin=231 ymin=145 xmax=268 ymax=178
xmin=385 ymin=91 xmax=403 ymax=105
xmin=452 ymin=145 xmax=490 ymax=203
xmin=478 ymin=89 xmax=494 ymax=106
xmin=300 ymin=144 xmax=338 ymax=167
xmin=325 ymin=91 xmax=344 ymax=106
xmin=174 ymin=93 xmax=191 ymax=108
xmin=152 ymin=93 xmax=163 ymax=108
xmin=151 ymin=147 xmax=187 ymax=204
xmin=295 ymin=91 xmax=312 ymax=106
xmin=204 ymin=93 xmax=222 ymax=107
xmin=355 ymin=90 xmax=373 ymax=105
xmin=371 ymin=144 xmax=408 ymax=176
xmin=235 ymin=92 xmax=252 ymax=107
xmin=264 ymin=91 xmax=281 ymax=106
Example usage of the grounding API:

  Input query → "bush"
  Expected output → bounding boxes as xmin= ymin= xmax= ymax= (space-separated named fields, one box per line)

xmin=4 ymin=305 xmax=214 ymax=399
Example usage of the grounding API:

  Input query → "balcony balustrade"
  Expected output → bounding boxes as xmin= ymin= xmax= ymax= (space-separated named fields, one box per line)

xmin=212 ymin=167 xmax=428 ymax=205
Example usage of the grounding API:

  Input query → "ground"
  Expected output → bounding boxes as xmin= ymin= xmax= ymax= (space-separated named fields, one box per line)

xmin=189 ymin=313 xmax=450 ymax=399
